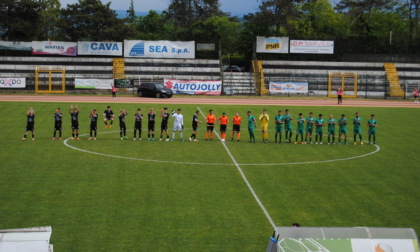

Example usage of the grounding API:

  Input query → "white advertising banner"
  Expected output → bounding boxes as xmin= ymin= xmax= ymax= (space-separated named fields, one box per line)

xmin=0 ymin=78 xmax=26 ymax=88
xmin=164 ymin=79 xmax=221 ymax=95
xmin=0 ymin=41 xmax=31 ymax=51
xmin=256 ymin=36 xmax=289 ymax=53
xmin=77 ymin=41 xmax=123 ymax=56
xmin=290 ymin=40 xmax=334 ymax=54
xmin=32 ymin=41 xmax=77 ymax=56
xmin=269 ymin=82 xmax=308 ymax=94
xmin=124 ymin=40 xmax=195 ymax=58
xmin=75 ymin=79 xmax=114 ymax=89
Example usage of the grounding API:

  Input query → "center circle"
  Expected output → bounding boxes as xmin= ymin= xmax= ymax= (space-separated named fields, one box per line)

xmin=63 ymin=131 xmax=380 ymax=166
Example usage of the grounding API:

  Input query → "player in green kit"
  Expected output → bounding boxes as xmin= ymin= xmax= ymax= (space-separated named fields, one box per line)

xmin=315 ymin=114 xmax=325 ymax=144
xmin=367 ymin=114 xmax=377 ymax=144
xmin=295 ymin=113 xmax=305 ymax=144
xmin=284 ymin=109 xmax=293 ymax=143
xmin=338 ymin=114 xmax=348 ymax=145
xmin=247 ymin=111 xmax=256 ymax=143
xmin=305 ymin=112 xmax=315 ymax=144
xmin=274 ymin=110 xmax=284 ymax=143
xmin=327 ymin=114 xmax=336 ymax=144
xmin=353 ymin=112 xmax=363 ymax=145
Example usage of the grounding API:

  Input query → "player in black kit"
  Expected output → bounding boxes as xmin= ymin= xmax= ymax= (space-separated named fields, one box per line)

xmin=52 ymin=107 xmax=63 ymax=140
xmin=133 ymin=108 xmax=143 ymax=140
xmin=119 ymin=110 xmax=128 ymax=140
xmin=103 ymin=105 xmax=114 ymax=128
xmin=159 ymin=107 xmax=170 ymax=141
xmin=147 ymin=108 xmax=156 ymax=141
xmin=89 ymin=109 xmax=98 ymax=140
xmin=189 ymin=110 xmax=202 ymax=142
xmin=69 ymin=105 xmax=80 ymax=140
xmin=22 ymin=107 xmax=35 ymax=141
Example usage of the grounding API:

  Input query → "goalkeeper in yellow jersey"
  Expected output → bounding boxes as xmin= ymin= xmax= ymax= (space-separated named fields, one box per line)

xmin=259 ymin=109 xmax=269 ymax=143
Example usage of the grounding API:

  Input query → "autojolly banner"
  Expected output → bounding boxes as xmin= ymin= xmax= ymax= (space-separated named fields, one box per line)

xmin=0 ymin=78 xmax=26 ymax=88
xmin=290 ymin=40 xmax=334 ymax=54
xmin=269 ymin=82 xmax=308 ymax=94
xmin=124 ymin=40 xmax=195 ymax=58
xmin=32 ymin=41 xmax=77 ymax=56
xmin=0 ymin=41 xmax=31 ymax=51
xmin=164 ymin=79 xmax=221 ymax=95
xmin=77 ymin=41 xmax=123 ymax=56
xmin=75 ymin=79 xmax=114 ymax=89
xmin=256 ymin=36 xmax=289 ymax=53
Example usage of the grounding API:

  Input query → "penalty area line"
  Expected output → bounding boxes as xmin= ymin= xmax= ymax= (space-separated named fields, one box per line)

xmin=197 ymin=106 xmax=277 ymax=229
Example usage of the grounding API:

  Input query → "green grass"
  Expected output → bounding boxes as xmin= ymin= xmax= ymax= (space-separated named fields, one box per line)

xmin=0 ymin=101 xmax=419 ymax=251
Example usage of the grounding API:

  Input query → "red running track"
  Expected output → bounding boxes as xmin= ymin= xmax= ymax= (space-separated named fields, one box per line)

xmin=0 ymin=94 xmax=419 ymax=108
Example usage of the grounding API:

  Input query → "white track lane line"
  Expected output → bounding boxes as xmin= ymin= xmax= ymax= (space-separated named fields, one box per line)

xmin=197 ymin=106 xmax=277 ymax=229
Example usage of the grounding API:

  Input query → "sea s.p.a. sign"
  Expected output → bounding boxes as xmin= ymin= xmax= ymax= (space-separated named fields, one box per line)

xmin=77 ymin=41 xmax=122 ymax=56
xmin=124 ymin=40 xmax=195 ymax=58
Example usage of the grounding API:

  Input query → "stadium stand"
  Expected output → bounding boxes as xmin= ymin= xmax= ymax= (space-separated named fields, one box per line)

xmin=1 ymin=56 xmax=419 ymax=98
xmin=262 ymin=60 xmax=420 ymax=98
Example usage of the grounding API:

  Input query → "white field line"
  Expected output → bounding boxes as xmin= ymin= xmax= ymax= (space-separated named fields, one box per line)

xmin=63 ymin=130 xmax=380 ymax=166
xmin=197 ymin=106 xmax=277 ymax=229
xmin=63 ymin=131 xmax=231 ymax=166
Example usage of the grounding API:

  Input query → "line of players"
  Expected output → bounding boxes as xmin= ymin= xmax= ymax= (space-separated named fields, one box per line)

xmin=262 ymin=109 xmax=378 ymax=145
xmin=21 ymin=106 xmax=378 ymax=145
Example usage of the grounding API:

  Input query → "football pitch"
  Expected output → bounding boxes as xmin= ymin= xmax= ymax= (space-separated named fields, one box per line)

xmin=0 ymin=100 xmax=418 ymax=251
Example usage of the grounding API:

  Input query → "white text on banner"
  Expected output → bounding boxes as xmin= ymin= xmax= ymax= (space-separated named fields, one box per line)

xmin=124 ymin=40 xmax=195 ymax=58
xmin=77 ymin=41 xmax=123 ymax=56
xmin=164 ymin=79 xmax=221 ymax=95
xmin=290 ymin=40 xmax=334 ymax=54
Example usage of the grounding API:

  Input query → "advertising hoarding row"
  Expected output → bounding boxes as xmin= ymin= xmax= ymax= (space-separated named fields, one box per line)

xmin=28 ymin=40 xmax=196 ymax=58
xmin=74 ymin=79 xmax=133 ymax=89
xmin=256 ymin=37 xmax=334 ymax=54
xmin=3 ymin=39 xmax=332 ymax=55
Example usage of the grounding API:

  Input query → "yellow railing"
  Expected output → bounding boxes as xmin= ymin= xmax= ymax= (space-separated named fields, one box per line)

xmin=384 ymin=63 xmax=404 ymax=97
xmin=252 ymin=60 xmax=269 ymax=95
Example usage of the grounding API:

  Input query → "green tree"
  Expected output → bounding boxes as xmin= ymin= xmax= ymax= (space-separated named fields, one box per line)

xmin=0 ymin=0 xmax=44 ymax=40
xmin=257 ymin=0 xmax=305 ymax=36
xmin=37 ymin=0 xmax=61 ymax=40
xmin=294 ymin=0 xmax=345 ymax=39
xmin=57 ymin=0 xmax=133 ymax=41
xmin=192 ymin=16 xmax=240 ymax=54
xmin=127 ymin=0 xmax=136 ymax=24
xmin=166 ymin=0 xmax=226 ymax=39
xmin=406 ymin=0 xmax=420 ymax=53
xmin=134 ymin=10 xmax=178 ymax=40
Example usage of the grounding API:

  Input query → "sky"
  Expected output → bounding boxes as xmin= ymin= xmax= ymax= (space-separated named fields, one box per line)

xmin=59 ymin=0 xmax=261 ymax=16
